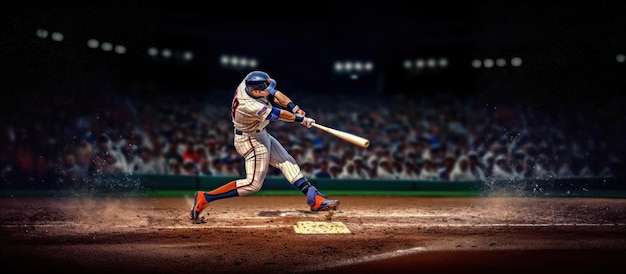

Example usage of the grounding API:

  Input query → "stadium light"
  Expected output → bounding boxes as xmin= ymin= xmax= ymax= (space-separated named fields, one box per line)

xmin=101 ymin=42 xmax=113 ymax=52
xmin=114 ymin=45 xmax=126 ymax=54
xmin=471 ymin=59 xmax=481 ymax=68
xmin=50 ymin=32 xmax=64 ymax=42
xmin=333 ymin=60 xmax=374 ymax=77
xmin=219 ymin=54 xmax=259 ymax=70
xmin=35 ymin=28 xmax=48 ymax=39
xmin=87 ymin=39 xmax=99 ymax=49
xmin=511 ymin=57 xmax=522 ymax=67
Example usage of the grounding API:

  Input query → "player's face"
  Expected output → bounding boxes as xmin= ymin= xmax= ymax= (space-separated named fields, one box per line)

xmin=248 ymin=81 xmax=268 ymax=91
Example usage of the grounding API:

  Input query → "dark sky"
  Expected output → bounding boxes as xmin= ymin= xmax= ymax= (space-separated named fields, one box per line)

xmin=2 ymin=1 xmax=626 ymax=100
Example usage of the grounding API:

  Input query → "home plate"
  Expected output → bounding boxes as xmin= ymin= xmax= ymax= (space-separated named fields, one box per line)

xmin=293 ymin=221 xmax=352 ymax=234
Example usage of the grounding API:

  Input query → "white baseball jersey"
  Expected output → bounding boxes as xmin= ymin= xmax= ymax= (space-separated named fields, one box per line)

xmin=230 ymin=80 xmax=304 ymax=196
xmin=232 ymin=81 xmax=271 ymax=133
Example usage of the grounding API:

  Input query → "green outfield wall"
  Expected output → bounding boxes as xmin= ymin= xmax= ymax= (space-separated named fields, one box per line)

xmin=1 ymin=174 xmax=624 ymax=198
xmin=88 ymin=174 xmax=486 ymax=191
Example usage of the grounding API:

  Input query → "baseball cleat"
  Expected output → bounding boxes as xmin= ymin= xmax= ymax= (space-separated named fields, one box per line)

xmin=190 ymin=191 xmax=209 ymax=220
xmin=311 ymin=199 xmax=340 ymax=212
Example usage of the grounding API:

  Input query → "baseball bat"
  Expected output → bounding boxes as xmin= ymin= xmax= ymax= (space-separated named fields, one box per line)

xmin=312 ymin=123 xmax=370 ymax=148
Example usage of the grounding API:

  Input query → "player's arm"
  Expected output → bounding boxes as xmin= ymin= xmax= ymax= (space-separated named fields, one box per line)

xmin=265 ymin=107 xmax=315 ymax=128
xmin=277 ymin=109 xmax=297 ymax=122
xmin=272 ymin=90 xmax=306 ymax=116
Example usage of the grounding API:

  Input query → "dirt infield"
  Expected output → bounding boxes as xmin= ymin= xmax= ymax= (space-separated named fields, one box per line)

xmin=1 ymin=195 xmax=625 ymax=273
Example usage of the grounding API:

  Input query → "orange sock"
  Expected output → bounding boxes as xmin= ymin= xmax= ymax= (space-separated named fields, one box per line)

xmin=207 ymin=181 xmax=238 ymax=195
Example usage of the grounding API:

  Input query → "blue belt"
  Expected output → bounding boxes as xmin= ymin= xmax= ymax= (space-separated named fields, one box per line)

xmin=235 ymin=129 xmax=261 ymax=135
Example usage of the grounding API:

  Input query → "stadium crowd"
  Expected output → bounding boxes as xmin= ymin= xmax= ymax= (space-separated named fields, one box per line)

xmin=1 ymin=86 xmax=624 ymax=190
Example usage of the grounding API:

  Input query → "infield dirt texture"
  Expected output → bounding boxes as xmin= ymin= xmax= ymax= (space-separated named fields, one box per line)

xmin=2 ymin=195 xmax=625 ymax=273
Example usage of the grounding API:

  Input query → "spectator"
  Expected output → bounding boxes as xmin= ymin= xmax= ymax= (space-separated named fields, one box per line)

xmin=482 ymin=153 xmax=496 ymax=179
xmin=489 ymin=154 xmax=518 ymax=182
xmin=57 ymin=151 xmax=88 ymax=188
xmin=222 ymin=158 xmax=241 ymax=177
xmin=577 ymin=164 xmax=595 ymax=178
xmin=391 ymin=154 xmax=404 ymax=175
xmin=198 ymin=159 xmax=212 ymax=176
xmin=449 ymin=155 xmax=479 ymax=181
xmin=195 ymin=145 xmax=209 ymax=164
xmin=233 ymin=157 xmax=245 ymax=176
xmin=314 ymin=159 xmax=332 ymax=179
xmin=301 ymin=160 xmax=315 ymax=179
xmin=223 ymin=145 xmax=239 ymax=165
xmin=467 ymin=151 xmax=487 ymax=181
xmin=351 ymin=156 xmax=371 ymax=179
xmin=75 ymin=139 xmax=93 ymax=170
xmin=556 ymin=159 xmax=575 ymax=179
xmin=337 ymin=160 xmax=360 ymax=179
xmin=163 ymin=140 xmax=184 ymax=169
xmin=118 ymin=132 xmax=141 ymax=171
xmin=539 ymin=155 xmax=557 ymax=179
xmin=204 ymin=138 xmax=221 ymax=163
xmin=129 ymin=146 xmax=158 ymax=174
xmin=181 ymin=140 xmax=202 ymax=165
xmin=438 ymin=154 xmax=456 ymax=181
xmin=329 ymin=162 xmax=342 ymax=179
xmin=376 ymin=157 xmax=398 ymax=180
xmin=510 ymin=149 xmax=526 ymax=178
xmin=419 ymin=158 xmax=439 ymax=181
xmin=597 ymin=157 xmax=618 ymax=178
xmin=519 ymin=157 xmax=547 ymax=180
xmin=181 ymin=160 xmax=198 ymax=175
xmin=210 ymin=158 xmax=226 ymax=176
xmin=167 ymin=159 xmax=182 ymax=175
xmin=339 ymin=147 xmax=355 ymax=168
xmin=397 ymin=160 xmax=420 ymax=180
xmin=290 ymin=144 xmax=306 ymax=164
xmin=147 ymin=141 xmax=168 ymax=174
xmin=88 ymin=134 xmax=125 ymax=175
xmin=367 ymin=156 xmax=379 ymax=179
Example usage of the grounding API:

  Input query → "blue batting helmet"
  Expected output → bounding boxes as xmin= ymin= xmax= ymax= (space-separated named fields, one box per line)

xmin=244 ymin=71 xmax=276 ymax=93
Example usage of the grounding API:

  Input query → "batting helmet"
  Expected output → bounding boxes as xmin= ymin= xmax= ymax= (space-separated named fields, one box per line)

xmin=244 ymin=71 xmax=276 ymax=93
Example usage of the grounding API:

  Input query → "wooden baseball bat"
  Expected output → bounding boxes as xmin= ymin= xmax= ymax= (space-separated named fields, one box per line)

xmin=312 ymin=123 xmax=370 ymax=148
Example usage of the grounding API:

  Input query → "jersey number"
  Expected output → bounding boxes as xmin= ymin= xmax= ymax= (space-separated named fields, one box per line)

xmin=231 ymin=98 xmax=239 ymax=119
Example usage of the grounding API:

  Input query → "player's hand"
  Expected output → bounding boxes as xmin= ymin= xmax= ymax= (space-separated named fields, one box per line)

xmin=300 ymin=116 xmax=315 ymax=128
xmin=292 ymin=105 xmax=306 ymax=116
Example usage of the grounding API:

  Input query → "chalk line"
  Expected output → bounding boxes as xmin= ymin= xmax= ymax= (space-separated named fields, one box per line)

xmin=292 ymin=246 xmax=427 ymax=273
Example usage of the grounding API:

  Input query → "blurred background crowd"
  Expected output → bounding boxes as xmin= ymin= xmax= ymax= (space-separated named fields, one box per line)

xmin=2 ymin=85 xmax=623 ymax=190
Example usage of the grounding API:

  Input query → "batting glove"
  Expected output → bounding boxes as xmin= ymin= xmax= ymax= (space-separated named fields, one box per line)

xmin=301 ymin=117 xmax=315 ymax=128
xmin=292 ymin=105 xmax=306 ymax=116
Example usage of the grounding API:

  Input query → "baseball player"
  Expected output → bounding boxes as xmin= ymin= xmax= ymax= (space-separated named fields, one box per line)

xmin=191 ymin=71 xmax=340 ymax=220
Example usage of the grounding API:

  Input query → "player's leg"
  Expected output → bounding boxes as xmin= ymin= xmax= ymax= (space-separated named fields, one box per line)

xmin=267 ymin=134 xmax=339 ymax=211
xmin=191 ymin=134 xmax=271 ymax=220
xmin=190 ymin=181 xmax=238 ymax=220
xmin=292 ymin=177 xmax=340 ymax=211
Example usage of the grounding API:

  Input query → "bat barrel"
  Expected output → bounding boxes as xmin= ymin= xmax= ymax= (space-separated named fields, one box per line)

xmin=312 ymin=123 xmax=370 ymax=148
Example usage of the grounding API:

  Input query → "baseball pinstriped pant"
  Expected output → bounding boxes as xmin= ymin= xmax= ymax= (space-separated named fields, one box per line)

xmin=233 ymin=129 xmax=303 ymax=196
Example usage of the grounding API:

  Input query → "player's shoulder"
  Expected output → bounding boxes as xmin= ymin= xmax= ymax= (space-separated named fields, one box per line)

xmin=236 ymin=97 xmax=264 ymax=111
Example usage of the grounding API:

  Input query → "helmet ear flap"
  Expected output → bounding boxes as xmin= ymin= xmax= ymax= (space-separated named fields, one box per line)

xmin=265 ymin=79 xmax=276 ymax=91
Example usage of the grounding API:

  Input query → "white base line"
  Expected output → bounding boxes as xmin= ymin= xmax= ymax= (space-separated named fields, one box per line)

xmin=292 ymin=246 xmax=427 ymax=273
